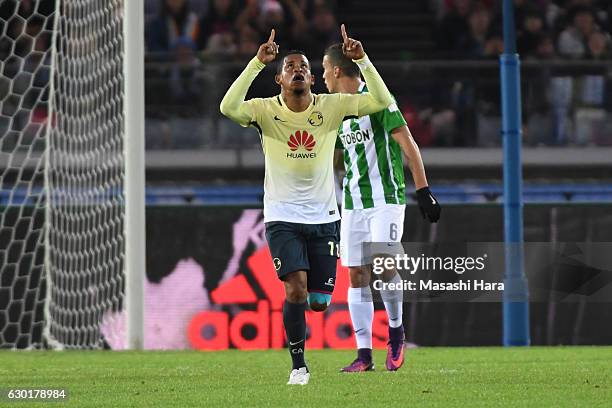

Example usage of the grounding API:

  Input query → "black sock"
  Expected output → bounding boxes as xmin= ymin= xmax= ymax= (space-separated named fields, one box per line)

xmin=283 ymin=300 xmax=307 ymax=370
xmin=389 ymin=325 xmax=404 ymax=343
xmin=357 ymin=348 xmax=372 ymax=363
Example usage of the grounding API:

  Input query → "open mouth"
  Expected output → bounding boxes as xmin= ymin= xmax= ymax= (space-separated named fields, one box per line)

xmin=292 ymin=74 xmax=304 ymax=82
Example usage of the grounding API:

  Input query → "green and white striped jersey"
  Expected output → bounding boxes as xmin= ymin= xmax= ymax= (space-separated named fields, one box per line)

xmin=336 ymin=82 xmax=406 ymax=210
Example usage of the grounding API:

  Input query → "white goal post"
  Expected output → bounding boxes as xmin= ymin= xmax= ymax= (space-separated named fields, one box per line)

xmin=124 ymin=0 xmax=146 ymax=351
xmin=0 ymin=0 xmax=144 ymax=350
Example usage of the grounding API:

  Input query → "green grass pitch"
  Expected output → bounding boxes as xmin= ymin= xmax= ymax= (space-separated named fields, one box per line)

xmin=1 ymin=347 xmax=610 ymax=407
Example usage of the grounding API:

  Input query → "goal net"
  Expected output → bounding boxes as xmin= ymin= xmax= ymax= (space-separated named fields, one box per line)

xmin=0 ymin=0 xmax=142 ymax=349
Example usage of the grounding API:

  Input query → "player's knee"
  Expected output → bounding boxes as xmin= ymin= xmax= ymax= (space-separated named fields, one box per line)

xmin=283 ymin=272 xmax=308 ymax=303
xmin=286 ymin=287 xmax=307 ymax=303
xmin=285 ymin=284 xmax=307 ymax=303
xmin=349 ymin=266 xmax=369 ymax=287
xmin=308 ymin=292 xmax=331 ymax=312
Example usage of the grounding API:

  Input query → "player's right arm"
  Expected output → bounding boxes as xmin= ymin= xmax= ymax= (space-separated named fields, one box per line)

xmin=219 ymin=30 xmax=279 ymax=126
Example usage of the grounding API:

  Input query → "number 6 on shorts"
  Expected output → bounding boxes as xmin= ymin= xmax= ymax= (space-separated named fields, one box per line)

xmin=389 ymin=223 xmax=398 ymax=241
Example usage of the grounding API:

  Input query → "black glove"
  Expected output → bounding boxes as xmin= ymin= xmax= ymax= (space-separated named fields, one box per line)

xmin=416 ymin=187 xmax=441 ymax=223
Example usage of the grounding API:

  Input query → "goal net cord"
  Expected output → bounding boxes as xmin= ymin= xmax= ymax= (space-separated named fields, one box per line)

xmin=0 ymin=0 xmax=127 ymax=349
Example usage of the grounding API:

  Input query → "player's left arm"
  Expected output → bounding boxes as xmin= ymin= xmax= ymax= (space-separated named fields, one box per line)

xmin=391 ymin=125 xmax=441 ymax=223
xmin=339 ymin=24 xmax=394 ymax=117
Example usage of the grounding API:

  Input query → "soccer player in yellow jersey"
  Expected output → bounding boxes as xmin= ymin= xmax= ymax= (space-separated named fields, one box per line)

xmin=220 ymin=25 xmax=395 ymax=385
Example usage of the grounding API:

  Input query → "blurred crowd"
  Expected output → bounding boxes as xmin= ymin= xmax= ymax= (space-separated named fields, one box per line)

xmin=143 ymin=0 xmax=612 ymax=148
xmin=143 ymin=0 xmax=612 ymax=61
xmin=411 ymin=0 xmax=612 ymax=147
xmin=143 ymin=0 xmax=347 ymax=148
xmin=1 ymin=0 xmax=611 ymax=150
xmin=145 ymin=0 xmax=342 ymax=61
xmin=432 ymin=0 xmax=612 ymax=59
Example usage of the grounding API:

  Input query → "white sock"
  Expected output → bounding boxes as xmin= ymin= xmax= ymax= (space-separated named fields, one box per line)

xmin=347 ymin=286 xmax=374 ymax=349
xmin=380 ymin=273 xmax=403 ymax=328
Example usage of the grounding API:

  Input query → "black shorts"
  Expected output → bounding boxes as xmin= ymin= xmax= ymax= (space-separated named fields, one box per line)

xmin=265 ymin=220 xmax=340 ymax=294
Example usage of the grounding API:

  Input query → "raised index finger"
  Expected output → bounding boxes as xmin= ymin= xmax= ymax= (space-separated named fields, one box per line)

xmin=340 ymin=24 xmax=348 ymax=42
xmin=268 ymin=28 xmax=275 ymax=43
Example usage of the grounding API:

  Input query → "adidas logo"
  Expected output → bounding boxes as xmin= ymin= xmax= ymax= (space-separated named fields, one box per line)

xmin=188 ymin=243 xmax=378 ymax=350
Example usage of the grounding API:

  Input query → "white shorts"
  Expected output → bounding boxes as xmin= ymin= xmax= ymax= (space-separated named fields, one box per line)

xmin=340 ymin=204 xmax=406 ymax=267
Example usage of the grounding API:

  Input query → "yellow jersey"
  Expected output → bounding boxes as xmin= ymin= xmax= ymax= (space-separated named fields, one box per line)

xmin=220 ymin=56 xmax=394 ymax=224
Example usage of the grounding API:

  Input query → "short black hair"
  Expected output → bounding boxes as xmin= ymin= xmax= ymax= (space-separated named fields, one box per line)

xmin=276 ymin=50 xmax=309 ymax=74
xmin=324 ymin=43 xmax=360 ymax=78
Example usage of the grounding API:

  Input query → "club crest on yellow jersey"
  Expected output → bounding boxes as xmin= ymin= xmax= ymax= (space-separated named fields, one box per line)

xmin=307 ymin=111 xmax=323 ymax=127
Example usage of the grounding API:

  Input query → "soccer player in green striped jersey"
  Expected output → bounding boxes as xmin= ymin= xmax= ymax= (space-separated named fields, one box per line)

xmin=322 ymin=44 xmax=442 ymax=372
